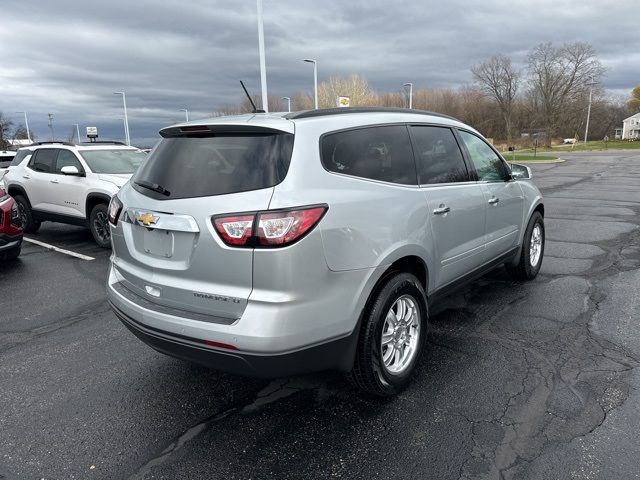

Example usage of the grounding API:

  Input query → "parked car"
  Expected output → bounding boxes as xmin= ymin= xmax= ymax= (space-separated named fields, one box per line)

xmin=0 ymin=150 xmax=16 ymax=177
xmin=0 ymin=183 xmax=23 ymax=261
xmin=106 ymin=108 xmax=545 ymax=396
xmin=3 ymin=141 xmax=147 ymax=247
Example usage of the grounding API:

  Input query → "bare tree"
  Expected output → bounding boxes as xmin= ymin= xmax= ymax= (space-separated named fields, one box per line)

xmin=378 ymin=91 xmax=403 ymax=108
xmin=471 ymin=55 xmax=520 ymax=144
xmin=12 ymin=124 xmax=35 ymax=141
xmin=0 ymin=112 xmax=14 ymax=149
xmin=527 ymin=42 xmax=605 ymax=146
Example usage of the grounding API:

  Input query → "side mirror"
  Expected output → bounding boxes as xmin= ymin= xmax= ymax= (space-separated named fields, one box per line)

xmin=510 ymin=163 xmax=532 ymax=180
xmin=60 ymin=165 xmax=84 ymax=176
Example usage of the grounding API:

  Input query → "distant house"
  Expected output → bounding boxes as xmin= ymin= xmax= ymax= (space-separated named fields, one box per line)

xmin=622 ymin=113 xmax=640 ymax=140
xmin=614 ymin=128 xmax=623 ymax=140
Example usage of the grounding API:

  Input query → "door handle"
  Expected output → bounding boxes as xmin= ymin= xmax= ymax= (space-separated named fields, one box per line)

xmin=488 ymin=197 xmax=500 ymax=205
xmin=433 ymin=204 xmax=451 ymax=215
xmin=22 ymin=174 xmax=30 ymax=179
xmin=50 ymin=179 xmax=59 ymax=184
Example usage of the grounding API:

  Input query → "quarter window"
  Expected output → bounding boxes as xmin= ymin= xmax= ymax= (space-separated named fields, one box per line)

xmin=409 ymin=126 xmax=469 ymax=184
xmin=28 ymin=149 xmax=58 ymax=173
xmin=458 ymin=131 xmax=510 ymax=181
xmin=321 ymin=125 xmax=417 ymax=185
xmin=10 ymin=150 xmax=29 ymax=167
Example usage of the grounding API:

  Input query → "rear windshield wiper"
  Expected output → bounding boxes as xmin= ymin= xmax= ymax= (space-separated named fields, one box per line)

xmin=134 ymin=180 xmax=171 ymax=197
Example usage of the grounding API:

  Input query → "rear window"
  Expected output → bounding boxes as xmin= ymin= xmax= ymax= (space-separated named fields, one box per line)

xmin=321 ymin=125 xmax=417 ymax=185
xmin=132 ymin=132 xmax=294 ymax=200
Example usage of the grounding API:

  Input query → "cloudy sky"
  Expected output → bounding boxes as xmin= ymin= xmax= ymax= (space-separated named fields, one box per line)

xmin=1 ymin=0 xmax=638 ymax=145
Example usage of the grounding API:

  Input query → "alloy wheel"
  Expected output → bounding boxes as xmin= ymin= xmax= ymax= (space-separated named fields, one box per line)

xmin=381 ymin=295 xmax=421 ymax=375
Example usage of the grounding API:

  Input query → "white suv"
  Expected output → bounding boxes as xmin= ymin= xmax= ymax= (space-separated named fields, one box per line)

xmin=4 ymin=141 xmax=147 ymax=247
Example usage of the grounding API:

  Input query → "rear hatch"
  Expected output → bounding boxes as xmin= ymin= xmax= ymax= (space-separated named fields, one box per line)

xmin=112 ymin=121 xmax=294 ymax=321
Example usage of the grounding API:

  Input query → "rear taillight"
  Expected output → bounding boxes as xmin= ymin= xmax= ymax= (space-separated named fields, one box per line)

xmin=256 ymin=207 xmax=327 ymax=246
xmin=213 ymin=214 xmax=254 ymax=246
xmin=108 ymin=195 xmax=123 ymax=226
xmin=212 ymin=205 xmax=327 ymax=248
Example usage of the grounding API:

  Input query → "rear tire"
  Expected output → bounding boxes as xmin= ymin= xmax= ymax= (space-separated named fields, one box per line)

xmin=506 ymin=211 xmax=544 ymax=281
xmin=89 ymin=203 xmax=111 ymax=248
xmin=347 ymin=272 xmax=428 ymax=397
xmin=14 ymin=195 xmax=40 ymax=233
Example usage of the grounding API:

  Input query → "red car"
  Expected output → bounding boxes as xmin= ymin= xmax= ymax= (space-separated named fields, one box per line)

xmin=0 ymin=186 xmax=23 ymax=260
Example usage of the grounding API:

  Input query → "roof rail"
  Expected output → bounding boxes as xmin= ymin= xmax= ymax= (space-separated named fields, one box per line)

xmin=284 ymin=107 xmax=459 ymax=122
xmin=29 ymin=141 xmax=76 ymax=146
xmin=77 ymin=141 xmax=127 ymax=146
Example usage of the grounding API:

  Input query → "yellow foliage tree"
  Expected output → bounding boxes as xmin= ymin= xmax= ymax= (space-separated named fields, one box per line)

xmin=628 ymin=85 xmax=640 ymax=110
xmin=316 ymin=74 xmax=378 ymax=108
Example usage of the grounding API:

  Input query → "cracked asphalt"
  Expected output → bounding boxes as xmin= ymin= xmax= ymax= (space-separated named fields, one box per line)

xmin=1 ymin=151 xmax=639 ymax=479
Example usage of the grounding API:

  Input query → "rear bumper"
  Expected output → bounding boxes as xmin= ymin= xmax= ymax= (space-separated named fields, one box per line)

xmin=110 ymin=300 xmax=358 ymax=378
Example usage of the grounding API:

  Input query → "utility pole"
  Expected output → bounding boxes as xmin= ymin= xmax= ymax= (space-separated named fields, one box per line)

xmin=180 ymin=109 xmax=189 ymax=121
xmin=74 ymin=124 xmax=81 ymax=143
xmin=47 ymin=113 xmax=55 ymax=141
xmin=584 ymin=76 xmax=597 ymax=145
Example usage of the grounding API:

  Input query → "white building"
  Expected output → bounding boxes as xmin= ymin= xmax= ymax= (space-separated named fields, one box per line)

xmin=622 ymin=112 xmax=640 ymax=140
xmin=7 ymin=139 xmax=32 ymax=148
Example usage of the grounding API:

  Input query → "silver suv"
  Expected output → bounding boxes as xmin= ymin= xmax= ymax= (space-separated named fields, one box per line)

xmin=107 ymin=108 xmax=544 ymax=396
xmin=4 ymin=141 xmax=147 ymax=247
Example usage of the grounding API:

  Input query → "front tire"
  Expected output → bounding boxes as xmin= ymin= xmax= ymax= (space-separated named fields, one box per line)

xmin=347 ymin=272 xmax=428 ymax=396
xmin=89 ymin=203 xmax=111 ymax=248
xmin=2 ymin=246 xmax=21 ymax=261
xmin=506 ymin=211 xmax=545 ymax=280
xmin=14 ymin=195 xmax=40 ymax=233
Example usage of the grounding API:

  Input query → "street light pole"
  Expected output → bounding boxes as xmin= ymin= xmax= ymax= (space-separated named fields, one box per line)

xmin=281 ymin=97 xmax=291 ymax=113
xmin=403 ymin=83 xmax=413 ymax=109
xmin=256 ymin=0 xmax=268 ymax=112
xmin=584 ymin=76 xmax=597 ymax=145
xmin=303 ymin=59 xmax=318 ymax=109
xmin=47 ymin=113 xmax=54 ymax=141
xmin=113 ymin=91 xmax=130 ymax=145
xmin=180 ymin=109 xmax=189 ymax=121
xmin=74 ymin=124 xmax=81 ymax=143
xmin=16 ymin=111 xmax=31 ymax=143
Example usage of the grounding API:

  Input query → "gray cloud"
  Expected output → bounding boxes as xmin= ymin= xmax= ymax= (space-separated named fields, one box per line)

xmin=1 ymin=0 xmax=638 ymax=145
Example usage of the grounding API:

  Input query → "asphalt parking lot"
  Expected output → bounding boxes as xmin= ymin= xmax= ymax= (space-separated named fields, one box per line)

xmin=1 ymin=151 xmax=639 ymax=480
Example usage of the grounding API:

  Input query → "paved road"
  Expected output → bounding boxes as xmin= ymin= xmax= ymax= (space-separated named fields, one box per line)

xmin=1 ymin=151 xmax=639 ymax=480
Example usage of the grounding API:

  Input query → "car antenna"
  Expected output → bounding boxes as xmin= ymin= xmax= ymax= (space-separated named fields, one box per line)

xmin=240 ymin=80 xmax=265 ymax=113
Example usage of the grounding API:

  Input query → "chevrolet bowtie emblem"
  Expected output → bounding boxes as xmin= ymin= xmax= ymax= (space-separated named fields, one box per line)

xmin=137 ymin=212 xmax=158 ymax=226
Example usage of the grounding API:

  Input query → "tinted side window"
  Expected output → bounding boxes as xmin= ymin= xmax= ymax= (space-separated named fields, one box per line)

xmin=410 ymin=126 xmax=469 ymax=184
xmin=321 ymin=126 xmax=417 ymax=185
xmin=458 ymin=131 xmax=510 ymax=181
xmin=55 ymin=150 xmax=84 ymax=173
xmin=10 ymin=150 xmax=29 ymax=166
xmin=28 ymin=149 xmax=58 ymax=173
